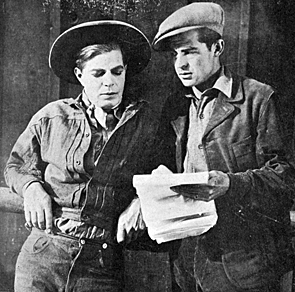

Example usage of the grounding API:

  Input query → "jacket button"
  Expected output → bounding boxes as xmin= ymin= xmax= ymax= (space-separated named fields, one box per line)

xmin=76 ymin=160 xmax=81 ymax=165
xmin=86 ymin=133 xmax=90 ymax=137
xmin=198 ymin=144 xmax=203 ymax=149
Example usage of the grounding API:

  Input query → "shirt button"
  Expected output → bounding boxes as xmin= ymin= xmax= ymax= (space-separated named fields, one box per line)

xmin=86 ymin=133 xmax=90 ymax=137
xmin=76 ymin=160 xmax=81 ymax=165
xmin=199 ymin=114 xmax=204 ymax=119
xmin=81 ymin=214 xmax=89 ymax=220
xmin=198 ymin=144 xmax=203 ymax=149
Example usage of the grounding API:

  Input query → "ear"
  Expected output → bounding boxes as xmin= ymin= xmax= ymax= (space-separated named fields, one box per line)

xmin=214 ymin=39 xmax=224 ymax=57
xmin=74 ymin=67 xmax=83 ymax=85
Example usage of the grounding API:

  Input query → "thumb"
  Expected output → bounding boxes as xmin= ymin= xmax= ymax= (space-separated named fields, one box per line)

xmin=116 ymin=226 xmax=126 ymax=243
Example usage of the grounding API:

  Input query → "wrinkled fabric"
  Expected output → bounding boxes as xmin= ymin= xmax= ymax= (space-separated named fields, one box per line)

xmin=5 ymin=95 xmax=175 ymax=291
xmin=162 ymin=67 xmax=295 ymax=291
xmin=4 ymin=97 xmax=167 ymax=228
xmin=15 ymin=228 xmax=123 ymax=292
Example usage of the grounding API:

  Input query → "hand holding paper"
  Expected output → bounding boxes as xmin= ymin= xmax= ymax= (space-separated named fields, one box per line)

xmin=116 ymin=197 xmax=146 ymax=244
xmin=133 ymin=165 xmax=219 ymax=243
xmin=172 ymin=170 xmax=230 ymax=201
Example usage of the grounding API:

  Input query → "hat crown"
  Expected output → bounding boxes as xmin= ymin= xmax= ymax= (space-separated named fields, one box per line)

xmin=153 ymin=2 xmax=224 ymax=51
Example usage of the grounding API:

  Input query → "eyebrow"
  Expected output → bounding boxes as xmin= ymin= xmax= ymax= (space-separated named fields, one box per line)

xmin=90 ymin=65 xmax=125 ymax=72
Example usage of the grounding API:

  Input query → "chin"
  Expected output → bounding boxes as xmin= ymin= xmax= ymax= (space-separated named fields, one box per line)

xmin=180 ymin=80 xmax=197 ymax=87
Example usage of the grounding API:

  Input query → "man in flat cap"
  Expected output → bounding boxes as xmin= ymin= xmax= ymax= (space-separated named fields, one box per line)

xmin=4 ymin=20 xmax=173 ymax=291
xmin=153 ymin=2 xmax=295 ymax=292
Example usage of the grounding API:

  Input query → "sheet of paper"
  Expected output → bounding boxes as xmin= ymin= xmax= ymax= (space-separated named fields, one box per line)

xmin=133 ymin=165 xmax=218 ymax=243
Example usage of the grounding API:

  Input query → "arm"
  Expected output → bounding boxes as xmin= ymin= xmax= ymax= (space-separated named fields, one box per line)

xmin=179 ymin=93 xmax=294 ymax=221
xmin=4 ymin=119 xmax=53 ymax=231
xmin=227 ymin=93 xmax=295 ymax=220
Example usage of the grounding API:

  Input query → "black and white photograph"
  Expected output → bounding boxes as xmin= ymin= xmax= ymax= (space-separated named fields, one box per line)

xmin=1 ymin=1 xmax=295 ymax=291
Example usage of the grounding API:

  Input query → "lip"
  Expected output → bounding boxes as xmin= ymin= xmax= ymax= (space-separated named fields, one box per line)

xmin=179 ymin=72 xmax=192 ymax=79
xmin=100 ymin=92 xmax=117 ymax=96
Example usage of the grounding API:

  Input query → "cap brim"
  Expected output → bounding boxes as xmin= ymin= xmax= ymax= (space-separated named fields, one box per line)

xmin=153 ymin=24 xmax=223 ymax=51
xmin=49 ymin=20 xmax=151 ymax=84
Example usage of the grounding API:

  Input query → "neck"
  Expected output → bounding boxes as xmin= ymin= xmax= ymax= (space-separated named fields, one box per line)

xmin=196 ymin=66 xmax=222 ymax=92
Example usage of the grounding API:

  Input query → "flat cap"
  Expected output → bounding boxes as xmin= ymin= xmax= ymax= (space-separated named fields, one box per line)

xmin=152 ymin=2 xmax=224 ymax=51
xmin=49 ymin=20 xmax=151 ymax=84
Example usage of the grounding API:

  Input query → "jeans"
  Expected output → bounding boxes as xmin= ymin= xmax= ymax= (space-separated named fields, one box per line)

xmin=15 ymin=228 xmax=123 ymax=292
xmin=174 ymin=237 xmax=280 ymax=292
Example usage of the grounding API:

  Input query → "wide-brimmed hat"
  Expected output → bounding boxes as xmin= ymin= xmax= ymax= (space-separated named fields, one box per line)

xmin=153 ymin=2 xmax=224 ymax=51
xmin=49 ymin=20 xmax=151 ymax=84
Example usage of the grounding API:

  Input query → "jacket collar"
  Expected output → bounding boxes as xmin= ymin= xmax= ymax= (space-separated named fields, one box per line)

xmin=171 ymin=67 xmax=244 ymax=139
xmin=185 ymin=66 xmax=243 ymax=104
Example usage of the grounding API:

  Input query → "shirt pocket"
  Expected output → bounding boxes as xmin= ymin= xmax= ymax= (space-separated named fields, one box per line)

xmin=232 ymin=136 xmax=257 ymax=171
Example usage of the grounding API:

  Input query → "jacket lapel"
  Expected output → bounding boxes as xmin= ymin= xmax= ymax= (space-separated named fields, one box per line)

xmin=203 ymin=73 xmax=244 ymax=138
xmin=171 ymin=115 xmax=188 ymax=173
xmin=203 ymin=92 xmax=235 ymax=137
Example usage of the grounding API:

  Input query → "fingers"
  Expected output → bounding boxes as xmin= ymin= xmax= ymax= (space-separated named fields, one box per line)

xmin=44 ymin=205 xmax=53 ymax=233
xmin=23 ymin=182 xmax=53 ymax=232
xmin=116 ymin=198 xmax=146 ymax=244
xmin=116 ymin=220 xmax=126 ymax=243
xmin=24 ymin=205 xmax=32 ymax=230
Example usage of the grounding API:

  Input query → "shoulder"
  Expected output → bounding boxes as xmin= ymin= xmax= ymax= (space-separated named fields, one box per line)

xmin=242 ymin=77 xmax=274 ymax=96
xmin=29 ymin=98 xmax=82 ymax=124
xmin=230 ymin=69 xmax=274 ymax=99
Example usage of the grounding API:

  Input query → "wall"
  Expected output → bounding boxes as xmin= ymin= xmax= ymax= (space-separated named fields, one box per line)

xmin=0 ymin=0 xmax=295 ymax=291
xmin=0 ymin=0 xmax=59 ymax=289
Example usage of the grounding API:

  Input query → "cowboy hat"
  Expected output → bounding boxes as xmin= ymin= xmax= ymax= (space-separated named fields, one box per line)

xmin=49 ymin=20 xmax=151 ymax=84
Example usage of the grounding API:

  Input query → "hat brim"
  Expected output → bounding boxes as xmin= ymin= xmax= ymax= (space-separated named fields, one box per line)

xmin=49 ymin=20 xmax=151 ymax=84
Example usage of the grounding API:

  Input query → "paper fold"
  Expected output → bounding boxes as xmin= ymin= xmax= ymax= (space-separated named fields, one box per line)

xmin=133 ymin=165 xmax=218 ymax=243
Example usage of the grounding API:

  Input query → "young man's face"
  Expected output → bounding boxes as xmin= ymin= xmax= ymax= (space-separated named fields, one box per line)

xmin=171 ymin=29 xmax=219 ymax=88
xmin=75 ymin=49 xmax=126 ymax=110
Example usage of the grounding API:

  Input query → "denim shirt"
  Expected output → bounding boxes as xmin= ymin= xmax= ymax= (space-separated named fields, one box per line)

xmin=4 ymin=96 xmax=157 ymax=221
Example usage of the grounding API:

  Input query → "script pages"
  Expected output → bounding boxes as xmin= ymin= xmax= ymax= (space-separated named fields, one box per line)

xmin=133 ymin=165 xmax=218 ymax=243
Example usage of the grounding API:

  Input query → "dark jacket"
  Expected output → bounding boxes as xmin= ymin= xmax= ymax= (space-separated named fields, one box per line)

xmin=163 ymin=68 xmax=295 ymax=285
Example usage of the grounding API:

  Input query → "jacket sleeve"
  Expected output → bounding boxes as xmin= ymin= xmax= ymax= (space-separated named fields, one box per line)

xmin=4 ymin=118 xmax=46 ymax=196
xmin=227 ymin=92 xmax=295 ymax=221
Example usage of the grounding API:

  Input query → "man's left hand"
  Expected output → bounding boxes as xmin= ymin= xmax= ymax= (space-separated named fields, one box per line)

xmin=174 ymin=170 xmax=230 ymax=201
xmin=116 ymin=197 xmax=146 ymax=244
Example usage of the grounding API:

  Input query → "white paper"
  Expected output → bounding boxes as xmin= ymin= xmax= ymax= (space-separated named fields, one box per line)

xmin=133 ymin=165 xmax=218 ymax=243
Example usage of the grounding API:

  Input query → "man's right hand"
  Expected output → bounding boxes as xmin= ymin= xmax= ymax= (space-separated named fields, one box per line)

xmin=23 ymin=182 xmax=53 ymax=233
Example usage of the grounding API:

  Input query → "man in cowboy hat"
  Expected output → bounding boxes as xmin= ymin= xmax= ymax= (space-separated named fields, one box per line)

xmin=152 ymin=2 xmax=295 ymax=292
xmin=5 ymin=20 xmax=173 ymax=291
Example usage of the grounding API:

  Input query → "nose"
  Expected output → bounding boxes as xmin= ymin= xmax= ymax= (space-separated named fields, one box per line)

xmin=175 ymin=55 xmax=189 ymax=71
xmin=102 ymin=71 xmax=114 ymax=87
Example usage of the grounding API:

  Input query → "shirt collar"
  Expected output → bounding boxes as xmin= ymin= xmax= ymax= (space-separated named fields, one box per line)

xmin=81 ymin=91 xmax=122 ymax=129
xmin=190 ymin=66 xmax=232 ymax=100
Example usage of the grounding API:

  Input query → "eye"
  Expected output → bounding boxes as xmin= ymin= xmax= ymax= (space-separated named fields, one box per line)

xmin=187 ymin=48 xmax=199 ymax=55
xmin=111 ymin=68 xmax=125 ymax=76
xmin=92 ymin=70 xmax=105 ymax=78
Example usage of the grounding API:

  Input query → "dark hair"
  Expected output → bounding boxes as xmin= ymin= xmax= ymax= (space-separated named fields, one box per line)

xmin=195 ymin=27 xmax=222 ymax=50
xmin=75 ymin=42 xmax=128 ymax=70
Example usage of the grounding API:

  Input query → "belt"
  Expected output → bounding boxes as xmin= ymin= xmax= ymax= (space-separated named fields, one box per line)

xmin=55 ymin=231 xmax=115 ymax=248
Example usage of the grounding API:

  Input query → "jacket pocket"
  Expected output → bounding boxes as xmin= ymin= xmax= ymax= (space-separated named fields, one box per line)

xmin=232 ymin=136 xmax=257 ymax=171
xmin=222 ymin=249 xmax=276 ymax=290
